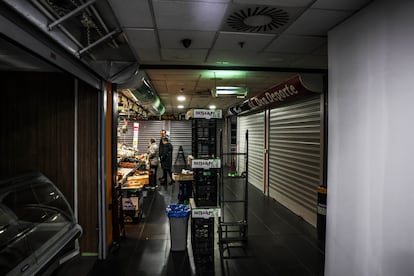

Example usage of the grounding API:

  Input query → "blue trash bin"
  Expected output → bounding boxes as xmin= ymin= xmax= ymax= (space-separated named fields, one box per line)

xmin=166 ymin=204 xmax=191 ymax=251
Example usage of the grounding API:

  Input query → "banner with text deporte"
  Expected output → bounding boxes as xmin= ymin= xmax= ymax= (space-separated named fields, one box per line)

xmin=227 ymin=75 xmax=321 ymax=116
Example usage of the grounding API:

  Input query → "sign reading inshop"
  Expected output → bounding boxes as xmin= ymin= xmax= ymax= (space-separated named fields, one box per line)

xmin=227 ymin=75 xmax=321 ymax=116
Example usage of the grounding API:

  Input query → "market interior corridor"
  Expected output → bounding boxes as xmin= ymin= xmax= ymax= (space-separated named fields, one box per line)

xmin=55 ymin=167 xmax=325 ymax=276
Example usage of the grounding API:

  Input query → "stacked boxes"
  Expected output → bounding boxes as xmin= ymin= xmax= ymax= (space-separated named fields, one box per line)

xmin=190 ymin=201 xmax=220 ymax=276
xmin=190 ymin=114 xmax=221 ymax=275
xmin=191 ymin=217 xmax=215 ymax=275
xmin=193 ymin=168 xmax=218 ymax=207
xmin=191 ymin=119 xmax=217 ymax=158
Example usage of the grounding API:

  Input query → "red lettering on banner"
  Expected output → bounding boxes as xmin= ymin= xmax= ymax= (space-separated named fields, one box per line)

xmin=227 ymin=75 xmax=318 ymax=116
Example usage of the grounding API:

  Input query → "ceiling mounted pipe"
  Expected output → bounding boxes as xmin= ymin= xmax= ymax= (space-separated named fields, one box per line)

xmin=129 ymin=78 xmax=165 ymax=116
xmin=114 ymin=68 xmax=165 ymax=116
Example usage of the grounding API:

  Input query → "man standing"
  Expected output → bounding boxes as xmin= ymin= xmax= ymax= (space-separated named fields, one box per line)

xmin=159 ymin=137 xmax=175 ymax=185
xmin=147 ymin=138 xmax=159 ymax=188
xmin=158 ymin=129 xmax=166 ymax=182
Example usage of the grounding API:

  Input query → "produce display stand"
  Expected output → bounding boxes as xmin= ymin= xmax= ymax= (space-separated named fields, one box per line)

xmin=117 ymin=158 xmax=149 ymax=224
xmin=121 ymin=172 xmax=149 ymax=223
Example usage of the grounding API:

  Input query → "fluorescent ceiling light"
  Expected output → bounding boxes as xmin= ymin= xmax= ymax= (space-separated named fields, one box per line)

xmin=177 ymin=95 xmax=186 ymax=101
xmin=213 ymin=86 xmax=248 ymax=97
xmin=209 ymin=105 xmax=216 ymax=109
xmin=177 ymin=105 xmax=184 ymax=109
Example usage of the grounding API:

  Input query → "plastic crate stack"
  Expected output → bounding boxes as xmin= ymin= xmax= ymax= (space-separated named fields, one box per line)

xmin=191 ymin=118 xmax=219 ymax=275
xmin=191 ymin=217 xmax=215 ymax=275
xmin=193 ymin=168 xmax=218 ymax=207
xmin=191 ymin=119 xmax=217 ymax=158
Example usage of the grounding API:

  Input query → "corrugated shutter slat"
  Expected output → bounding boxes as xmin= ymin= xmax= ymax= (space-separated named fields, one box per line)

xmin=237 ymin=111 xmax=265 ymax=191
xmin=170 ymin=121 xmax=192 ymax=166
xmin=269 ymin=96 xmax=322 ymax=226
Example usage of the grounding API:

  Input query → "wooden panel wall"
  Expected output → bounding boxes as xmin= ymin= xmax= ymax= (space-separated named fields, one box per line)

xmin=0 ymin=71 xmax=75 ymax=203
xmin=0 ymin=71 xmax=100 ymax=254
xmin=77 ymin=80 xmax=99 ymax=254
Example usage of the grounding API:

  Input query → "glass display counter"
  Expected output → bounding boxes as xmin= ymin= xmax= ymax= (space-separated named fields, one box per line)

xmin=0 ymin=172 xmax=82 ymax=276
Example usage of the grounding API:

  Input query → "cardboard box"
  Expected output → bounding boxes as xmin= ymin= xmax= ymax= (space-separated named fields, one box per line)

xmin=173 ymin=173 xmax=193 ymax=181
xmin=126 ymin=174 xmax=149 ymax=186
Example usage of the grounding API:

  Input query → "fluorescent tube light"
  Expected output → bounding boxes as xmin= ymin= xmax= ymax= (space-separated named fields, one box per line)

xmin=213 ymin=86 xmax=248 ymax=97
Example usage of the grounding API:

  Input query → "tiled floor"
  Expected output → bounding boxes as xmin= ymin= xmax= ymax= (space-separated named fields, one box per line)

xmin=55 ymin=172 xmax=325 ymax=276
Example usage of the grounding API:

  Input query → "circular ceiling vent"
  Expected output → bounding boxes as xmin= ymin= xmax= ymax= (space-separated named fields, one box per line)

xmin=227 ymin=7 xmax=289 ymax=32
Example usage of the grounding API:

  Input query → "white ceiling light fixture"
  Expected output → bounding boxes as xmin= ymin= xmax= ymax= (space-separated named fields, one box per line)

xmin=213 ymin=86 xmax=248 ymax=97
xmin=177 ymin=105 xmax=184 ymax=109
xmin=177 ymin=95 xmax=186 ymax=101
xmin=209 ymin=105 xmax=216 ymax=109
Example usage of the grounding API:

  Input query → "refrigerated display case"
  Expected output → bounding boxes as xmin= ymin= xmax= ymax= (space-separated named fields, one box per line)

xmin=0 ymin=172 xmax=82 ymax=276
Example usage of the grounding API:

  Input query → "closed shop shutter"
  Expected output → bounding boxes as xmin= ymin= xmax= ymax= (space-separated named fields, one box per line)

xmin=268 ymin=96 xmax=323 ymax=226
xmin=170 ymin=120 xmax=192 ymax=167
xmin=137 ymin=121 xmax=164 ymax=154
xmin=237 ymin=111 xmax=265 ymax=191
xmin=117 ymin=119 xmax=134 ymax=147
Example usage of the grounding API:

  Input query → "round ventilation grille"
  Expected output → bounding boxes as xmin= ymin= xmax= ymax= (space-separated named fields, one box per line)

xmin=227 ymin=7 xmax=289 ymax=32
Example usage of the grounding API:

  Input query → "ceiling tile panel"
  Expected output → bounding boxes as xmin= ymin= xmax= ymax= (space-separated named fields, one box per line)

xmin=161 ymin=49 xmax=209 ymax=63
xmin=147 ymin=69 xmax=203 ymax=77
xmin=166 ymin=81 xmax=197 ymax=89
xmin=134 ymin=49 xmax=161 ymax=63
xmin=125 ymin=29 xmax=159 ymax=62
xmin=108 ymin=0 xmax=153 ymax=28
xmin=291 ymin=54 xmax=328 ymax=68
xmin=208 ymin=49 xmax=302 ymax=67
xmin=200 ymin=70 xmax=248 ymax=81
xmin=234 ymin=0 xmax=314 ymax=7
xmin=284 ymin=9 xmax=353 ymax=35
xmin=221 ymin=4 xmax=307 ymax=34
xmin=214 ymin=32 xmax=275 ymax=50
xmin=125 ymin=29 xmax=158 ymax=49
xmin=265 ymin=34 xmax=327 ymax=54
xmin=159 ymin=30 xmax=216 ymax=49
xmin=151 ymin=80 xmax=168 ymax=93
xmin=153 ymin=1 xmax=229 ymax=31
xmin=311 ymin=0 xmax=373 ymax=10
xmin=257 ymin=52 xmax=303 ymax=66
xmin=207 ymin=50 xmax=259 ymax=66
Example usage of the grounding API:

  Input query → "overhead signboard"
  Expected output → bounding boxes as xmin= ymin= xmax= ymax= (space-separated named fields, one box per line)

xmin=227 ymin=75 xmax=322 ymax=116
xmin=191 ymin=159 xmax=221 ymax=169
xmin=186 ymin=109 xmax=222 ymax=120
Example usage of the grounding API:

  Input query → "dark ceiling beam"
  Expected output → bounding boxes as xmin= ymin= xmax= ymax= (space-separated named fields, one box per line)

xmin=139 ymin=64 xmax=328 ymax=74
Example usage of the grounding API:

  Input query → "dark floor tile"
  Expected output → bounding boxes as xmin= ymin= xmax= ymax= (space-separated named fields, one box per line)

xmin=52 ymin=256 xmax=97 ymax=276
xmin=55 ymin=172 xmax=324 ymax=276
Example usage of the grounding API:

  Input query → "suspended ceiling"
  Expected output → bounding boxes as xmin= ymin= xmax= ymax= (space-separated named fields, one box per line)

xmin=0 ymin=0 xmax=373 ymax=115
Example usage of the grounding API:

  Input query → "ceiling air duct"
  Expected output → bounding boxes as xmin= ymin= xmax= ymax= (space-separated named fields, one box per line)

xmin=116 ymin=70 xmax=165 ymax=117
xmin=132 ymin=78 xmax=165 ymax=116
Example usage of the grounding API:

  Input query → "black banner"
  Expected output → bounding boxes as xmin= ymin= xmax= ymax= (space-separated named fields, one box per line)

xmin=227 ymin=75 xmax=320 ymax=116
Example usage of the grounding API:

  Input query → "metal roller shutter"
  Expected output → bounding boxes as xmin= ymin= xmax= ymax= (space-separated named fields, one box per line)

xmin=268 ymin=96 xmax=323 ymax=226
xmin=237 ymin=111 xmax=265 ymax=191
xmin=118 ymin=120 xmax=134 ymax=147
xmin=137 ymin=121 xmax=164 ymax=154
xmin=170 ymin=120 xmax=192 ymax=167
